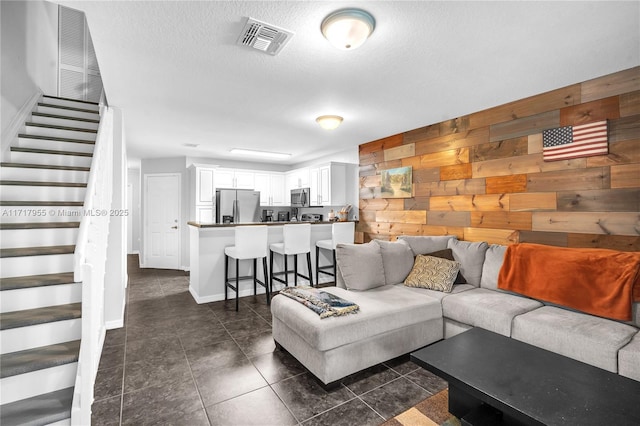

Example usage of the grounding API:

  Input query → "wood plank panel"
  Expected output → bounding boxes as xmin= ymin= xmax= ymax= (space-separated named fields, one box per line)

xmin=609 ymin=114 xmax=640 ymax=143
xmin=403 ymin=125 xmax=440 ymax=144
xmin=556 ymin=188 xmax=640 ymax=212
xmin=519 ymin=230 xmax=568 ymax=247
xmin=620 ymin=91 xmax=640 ymax=117
xmin=429 ymin=194 xmax=509 ymax=212
xmin=472 ymin=154 xmax=586 ymax=178
xmin=528 ymin=134 xmax=543 ymax=154
xmin=586 ymin=139 xmax=640 ymax=166
xmin=360 ymin=134 xmax=403 ymax=154
xmin=440 ymin=163 xmax=473 ymax=181
xmin=374 ymin=160 xmax=403 ymax=172
xmin=439 ymin=116 xmax=470 ymax=137
xmin=359 ymin=165 xmax=377 ymax=177
xmin=532 ymin=212 xmax=640 ymax=236
xmin=470 ymin=211 xmax=532 ymax=230
xmin=468 ymin=85 xmax=580 ymax=130
xmin=509 ymin=192 xmax=557 ymax=211
xmin=359 ymin=198 xmax=405 ymax=211
xmin=489 ymin=110 xmax=560 ymax=142
xmin=388 ymin=223 xmax=424 ymax=236
xmin=463 ymin=227 xmax=519 ymax=245
xmin=415 ymin=179 xmax=486 ymax=197
xmin=384 ymin=143 xmax=415 ymax=161
xmin=486 ymin=174 xmax=527 ymax=194
xmin=581 ymin=67 xmax=640 ymax=103
xmin=611 ymin=163 xmax=640 ymax=188
xmin=359 ymin=151 xmax=383 ymax=166
xmin=471 ymin=137 xmax=529 ymax=162
xmin=527 ymin=167 xmax=610 ymax=192
xmin=413 ymin=167 xmax=440 ymax=183
xmin=414 ymin=127 xmax=489 ymax=155
xmin=354 ymin=231 xmax=364 ymax=244
xmin=359 ymin=186 xmax=382 ymax=199
xmin=567 ymin=234 xmax=640 ymax=252
xmin=358 ymin=210 xmax=376 ymax=223
xmin=356 ymin=221 xmax=391 ymax=236
xmin=360 ymin=175 xmax=381 ymax=188
xmin=421 ymin=225 xmax=465 ymax=239
xmin=427 ymin=211 xmax=471 ymax=227
xmin=559 ymin=96 xmax=620 ymax=126
xmin=404 ymin=196 xmax=429 ymax=211
xmin=404 ymin=148 xmax=470 ymax=169
xmin=376 ymin=210 xmax=427 ymax=224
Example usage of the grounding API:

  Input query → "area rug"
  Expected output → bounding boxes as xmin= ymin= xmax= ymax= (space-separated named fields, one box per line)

xmin=381 ymin=389 xmax=461 ymax=426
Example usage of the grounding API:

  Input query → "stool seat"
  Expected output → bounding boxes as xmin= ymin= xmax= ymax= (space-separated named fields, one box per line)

xmin=270 ymin=224 xmax=313 ymax=291
xmin=315 ymin=239 xmax=333 ymax=251
xmin=270 ymin=242 xmax=311 ymax=255
xmin=225 ymin=246 xmax=257 ymax=259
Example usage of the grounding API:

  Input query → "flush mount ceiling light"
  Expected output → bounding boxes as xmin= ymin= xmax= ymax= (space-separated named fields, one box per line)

xmin=320 ymin=9 xmax=375 ymax=50
xmin=229 ymin=148 xmax=291 ymax=159
xmin=316 ymin=115 xmax=343 ymax=130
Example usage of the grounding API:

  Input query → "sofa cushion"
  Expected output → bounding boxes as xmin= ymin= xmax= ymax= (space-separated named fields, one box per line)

xmin=447 ymin=239 xmax=489 ymax=286
xmin=619 ymin=332 xmax=640 ymax=381
xmin=398 ymin=235 xmax=456 ymax=256
xmin=512 ymin=306 xmax=638 ymax=373
xmin=375 ymin=240 xmax=414 ymax=285
xmin=480 ymin=244 xmax=507 ymax=290
xmin=271 ymin=285 xmax=442 ymax=351
xmin=442 ymin=288 xmax=542 ymax=336
xmin=336 ymin=241 xmax=386 ymax=291
xmin=404 ymin=255 xmax=460 ymax=292
xmin=401 ymin=283 xmax=476 ymax=302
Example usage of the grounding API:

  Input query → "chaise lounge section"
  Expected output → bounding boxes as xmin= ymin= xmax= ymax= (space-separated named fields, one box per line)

xmin=271 ymin=235 xmax=640 ymax=387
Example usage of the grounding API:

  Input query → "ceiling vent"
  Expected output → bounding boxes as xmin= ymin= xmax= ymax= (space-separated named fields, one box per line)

xmin=237 ymin=17 xmax=294 ymax=56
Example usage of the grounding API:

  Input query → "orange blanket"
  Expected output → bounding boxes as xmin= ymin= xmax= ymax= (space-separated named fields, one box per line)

xmin=498 ymin=243 xmax=640 ymax=321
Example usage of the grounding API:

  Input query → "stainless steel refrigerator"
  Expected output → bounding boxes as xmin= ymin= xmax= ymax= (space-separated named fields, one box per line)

xmin=215 ymin=189 xmax=261 ymax=224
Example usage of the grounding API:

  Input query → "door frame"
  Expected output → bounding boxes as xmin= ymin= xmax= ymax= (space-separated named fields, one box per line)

xmin=143 ymin=172 xmax=182 ymax=269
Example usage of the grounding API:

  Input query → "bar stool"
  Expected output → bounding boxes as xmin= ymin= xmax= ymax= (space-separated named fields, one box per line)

xmin=316 ymin=221 xmax=355 ymax=284
xmin=270 ymin=224 xmax=314 ymax=291
xmin=224 ymin=225 xmax=269 ymax=311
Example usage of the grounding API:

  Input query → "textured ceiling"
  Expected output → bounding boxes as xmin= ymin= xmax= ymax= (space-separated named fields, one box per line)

xmin=57 ymin=1 xmax=640 ymax=165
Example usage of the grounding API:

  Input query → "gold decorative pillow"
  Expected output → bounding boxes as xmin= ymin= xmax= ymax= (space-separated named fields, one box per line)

xmin=404 ymin=255 xmax=460 ymax=292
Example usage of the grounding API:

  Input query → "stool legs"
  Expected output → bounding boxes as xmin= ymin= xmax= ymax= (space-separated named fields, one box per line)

xmin=307 ymin=252 xmax=314 ymax=287
xmin=316 ymin=247 xmax=337 ymax=285
xmin=263 ymin=257 xmax=270 ymax=304
xmin=235 ymin=259 xmax=240 ymax=311
xmin=226 ymin=256 xmax=270 ymax=311
xmin=315 ymin=246 xmax=320 ymax=285
xmin=224 ymin=255 xmax=229 ymax=301
xmin=270 ymin=251 xmax=314 ymax=290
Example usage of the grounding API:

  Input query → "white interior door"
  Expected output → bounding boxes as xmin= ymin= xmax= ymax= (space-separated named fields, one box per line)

xmin=144 ymin=173 xmax=181 ymax=269
xmin=127 ymin=184 xmax=133 ymax=254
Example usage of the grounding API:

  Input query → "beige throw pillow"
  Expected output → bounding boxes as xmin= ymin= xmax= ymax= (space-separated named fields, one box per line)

xmin=404 ymin=255 xmax=460 ymax=292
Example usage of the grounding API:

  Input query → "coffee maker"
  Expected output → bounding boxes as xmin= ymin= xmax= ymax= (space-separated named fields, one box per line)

xmin=262 ymin=209 xmax=273 ymax=222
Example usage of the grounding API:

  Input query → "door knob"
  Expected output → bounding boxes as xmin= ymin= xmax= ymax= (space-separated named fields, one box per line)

xmin=171 ymin=226 xmax=178 ymax=229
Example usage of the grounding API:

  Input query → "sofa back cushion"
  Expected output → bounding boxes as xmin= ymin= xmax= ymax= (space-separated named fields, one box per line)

xmin=336 ymin=241 xmax=386 ymax=291
xmin=375 ymin=240 xmax=414 ymax=285
xmin=398 ymin=235 xmax=456 ymax=256
xmin=447 ymin=239 xmax=489 ymax=286
xmin=480 ymin=244 xmax=508 ymax=290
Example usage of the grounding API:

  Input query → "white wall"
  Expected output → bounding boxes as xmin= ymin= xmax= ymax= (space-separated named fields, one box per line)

xmin=1 ymin=0 xmax=58 ymax=157
xmin=127 ymin=168 xmax=141 ymax=254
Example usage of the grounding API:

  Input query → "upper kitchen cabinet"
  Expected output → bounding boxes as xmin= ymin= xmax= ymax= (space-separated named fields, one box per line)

xmin=309 ymin=163 xmax=354 ymax=206
xmin=214 ymin=168 xmax=255 ymax=189
xmin=254 ymin=172 xmax=286 ymax=206
xmin=285 ymin=167 xmax=310 ymax=192
xmin=188 ymin=164 xmax=216 ymax=223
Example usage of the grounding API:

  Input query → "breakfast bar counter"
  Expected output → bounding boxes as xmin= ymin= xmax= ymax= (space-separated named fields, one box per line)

xmin=188 ymin=221 xmax=353 ymax=303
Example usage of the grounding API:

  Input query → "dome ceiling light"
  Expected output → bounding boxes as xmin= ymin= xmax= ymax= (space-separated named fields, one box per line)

xmin=316 ymin=115 xmax=344 ymax=130
xmin=320 ymin=9 xmax=375 ymax=50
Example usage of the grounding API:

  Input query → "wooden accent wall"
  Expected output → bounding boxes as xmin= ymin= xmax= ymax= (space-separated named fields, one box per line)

xmin=358 ymin=67 xmax=640 ymax=251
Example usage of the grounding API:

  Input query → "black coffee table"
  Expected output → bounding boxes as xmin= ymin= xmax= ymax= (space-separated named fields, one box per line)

xmin=411 ymin=327 xmax=640 ymax=426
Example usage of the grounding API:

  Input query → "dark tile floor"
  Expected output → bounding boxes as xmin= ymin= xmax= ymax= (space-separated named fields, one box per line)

xmin=92 ymin=255 xmax=447 ymax=426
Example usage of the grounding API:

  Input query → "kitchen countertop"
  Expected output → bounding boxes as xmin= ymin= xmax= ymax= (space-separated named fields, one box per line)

xmin=188 ymin=220 xmax=356 ymax=228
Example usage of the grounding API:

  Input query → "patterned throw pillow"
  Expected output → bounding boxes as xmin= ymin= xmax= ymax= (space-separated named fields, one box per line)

xmin=404 ymin=255 xmax=461 ymax=292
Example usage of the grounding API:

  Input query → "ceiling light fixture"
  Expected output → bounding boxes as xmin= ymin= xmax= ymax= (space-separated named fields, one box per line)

xmin=229 ymin=148 xmax=291 ymax=159
xmin=320 ymin=9 xmax=375 ymax=50
xmin=316 ymin=115 xmax=344 ymax=130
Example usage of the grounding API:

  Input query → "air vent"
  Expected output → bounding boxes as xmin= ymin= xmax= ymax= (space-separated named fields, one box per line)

xmin=237 ymin=17 xmax=294 ymax=56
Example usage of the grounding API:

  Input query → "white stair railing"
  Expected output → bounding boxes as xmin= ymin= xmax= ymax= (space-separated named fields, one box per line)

xmin=70 ymin=103 xmax=114 ymax=425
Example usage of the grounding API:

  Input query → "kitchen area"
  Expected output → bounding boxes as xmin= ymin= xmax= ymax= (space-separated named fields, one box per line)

xmin=187 ymin=161 xmax=358 ymax=303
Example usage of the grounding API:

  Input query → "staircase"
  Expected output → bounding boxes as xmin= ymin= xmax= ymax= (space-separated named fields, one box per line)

xmin=1 ymin=95 xmax=100 ymax=425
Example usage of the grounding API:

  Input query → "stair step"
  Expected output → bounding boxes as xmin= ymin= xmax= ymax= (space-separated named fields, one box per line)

xmin=43 ymin=95 xmax=99 ymax=107
xmin=0 ymin=180 xmax=87 ymax=188
xmin=0 ymin=272 xmax=76 ymax=291
xmin=25 ymin=123 xmax=97 ymax=134
xmin=0 ymin=201 xmax=83 ymax=206
xmin=1 ymin=340 xmax=80 ymax=378
xmin=10 ymin=147 xmax=93 ymax=157
xmin=0 ymin=386 xmax=73 ymax=426
xmin=0 ymin=163 xmax=90 ymax=172
xmin=0 ymin=222 xmax=80 ymax=230
xmin=0 ymin=163 xmax=90 ymax=184
xmin=0 ymin=245 xmax=75 ymax=259
xmin=17 ymin=134 xmax=96 ymax=145
xmin=1 ymin=253 xmax=74 ymax=279
xmin=0 ymin=303 xmax=81 ymax=330
xmin=24 ymin=125 xmax=96 ymax=143
xmin=38 ymin=103 xmax=99 ymax=118
xmin=32 ymin=112 xmax=99 ymax=124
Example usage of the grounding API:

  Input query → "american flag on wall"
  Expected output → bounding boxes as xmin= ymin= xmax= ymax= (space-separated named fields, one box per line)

xmin=542 ymin=120 xmax=608 ymax=161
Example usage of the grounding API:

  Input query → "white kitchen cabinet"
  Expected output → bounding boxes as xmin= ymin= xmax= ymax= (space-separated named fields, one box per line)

xmin=285 ymin=167 xmax=310 ymax=198
xmin=214 ymin=168 xmax=255 ymax=189
xmin=188 ymin=164 xmax=216 ymax=223
xmin=309 ymin=163 xmax=347 ymax=206
xmin=254 ymin=172 xmax=286 ymax=206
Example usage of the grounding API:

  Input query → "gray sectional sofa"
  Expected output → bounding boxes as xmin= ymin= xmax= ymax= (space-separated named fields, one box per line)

xmin=270 ymin=235 xmax=640 ymax=387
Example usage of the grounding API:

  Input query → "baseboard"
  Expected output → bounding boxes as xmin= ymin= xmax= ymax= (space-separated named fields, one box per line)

xmin=182 ymin=265 xmax=190 ymax=272
xmin=1 ymin=91 xmax=42 ymax=162
xmin=105 ymin=318 xmax=124 ymax=329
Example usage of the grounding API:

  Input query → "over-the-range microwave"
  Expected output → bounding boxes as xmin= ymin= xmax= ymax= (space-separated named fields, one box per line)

xmin=290 ymin=188 xmax=310 ymax=207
